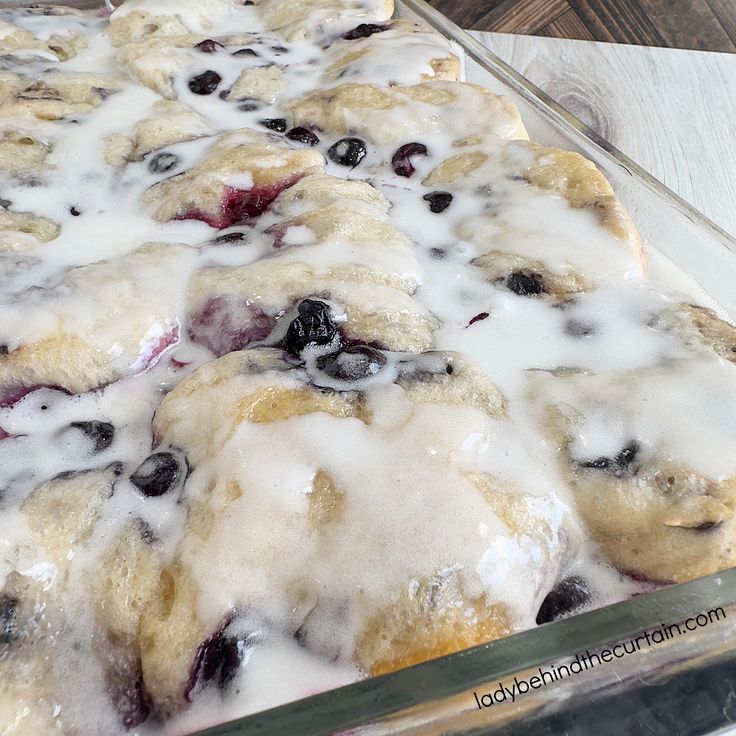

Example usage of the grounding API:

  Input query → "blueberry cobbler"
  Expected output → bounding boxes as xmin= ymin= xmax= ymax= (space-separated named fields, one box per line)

xmin=1 ymin=1 xmax=735 ymax=733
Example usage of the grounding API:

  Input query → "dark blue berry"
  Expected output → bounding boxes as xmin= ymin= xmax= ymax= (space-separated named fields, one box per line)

xmin=315 ymin=346 xmax=386 ymax=382
xmin=505 ymin=270 xmax=545 ymax=296
xmin=187 ymin=625 xmax=254 ymax=699
xmin=536 ymin=576 xmax=591 ymax=624
xmin=211 ymin=231 xmax=247 ymax=244
xmin=580 ymin=441 xmax=640 ymax=476
xmin=468 ymin=312 xmax=489 ymax=326
xmin=284 ymin=299 xmax=337 ymax=354
xmin=107 ymin=461 xmax=124 ymax=477
xmin=0 ymin=344 xmax=8 ymax=355
xmin=259 ymin=118 xmax=287 ymax=132
xmin=327 ymin=137 xmax=367 ymax=167
xmin=69 ymin=206 xmax=81 ymax=216
xmin=133 ymin=518 xmax=156 ymax=543
xmin=423 ymin=191 xmax=452 ymax=213
xmin=391 ymin=142 xmax=428 ymax=177
xmin=188 ymin=70 xmax=222 ymax=95
xmin=70 ymin=421 xmax=115 ymax=452
xmin=130 ymin=452 xmax=181 ymax=497
xmin=148 ymin=152 xmax=179 ymax=174
xmin=231 ymin=47 xmax=259 ymax=56
xmin=108 ymin=657 xmax=150 ymax=729
xmin=564 ymin=319 xmax=598 ymax=338
xmin=0 ymin=593 xmax=18 ymax=644
xmin=342 ymin=23 xmax=390 ymax=39
xmin=194 ymin=39 xmax=223 ymax=53
xmin=286 ymin=127 xmax=319 ymax=146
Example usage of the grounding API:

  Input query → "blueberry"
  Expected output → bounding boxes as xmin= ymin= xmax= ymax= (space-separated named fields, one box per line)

xmin=70 ymin=420 xmax=115 ymax=452
xmin=505 ymin=270 xmax=545 ymax=296
xmin=423 ymin=191 xmax=452 ymax=213
xmin=194 ymin=39 xmax=223 ymax=53
xmin=237 ymin=99 xmax=260 ymax=112
xmin=536 ymin=576 xmax=592 ymax=624
xmin=0 ymin=344 xmax=8 ymax=356
xmin=259 ymin=118 xmax=287 ymax=132
xmin=108 ymin=658 xmax=150 ymax=728
xmin=211 ymin=231 xmax=247 ymax=244
xmin=342 ymin=23 xmax=390 ymax=39
xmin=231 ymin=47 xmax=259 ymax=57
xmin=107 ymin=461 xmax=124 ymax=477
xmin=564 ymin=319 xmax=598 ymax=338
xmin=326 ymin=137 xmax=367 ymax=168
xmin=315 ymin=346 xmax=386 ymax=382
xmin=285 ymin=127 xmax=319 ymax=146
xmin=188 ymin=70 xmax=222 ymax=95
xmin=187 ymin=627 xmax=252 ymax=698
xmin=69 ymin=206 xmax=81 ymax=216
xmin=0 ymin=593 xmax=18 ymax=644
xmin=130 ymin=452 xmax=182 ymax=497
xmin=133 ymin=517 xmax=156 ymax=543
xmin=148 ymin=152 xmax=179 ymax=174
xmin=284 ymin=299 xmax=337 ymax=355
xmin=580 ymin=440 xmax=640 ymax=476
xmin=468 ymin=312 xmax=489 ymax=326
xmin=391 ymin=142 xmax=428 ymax=177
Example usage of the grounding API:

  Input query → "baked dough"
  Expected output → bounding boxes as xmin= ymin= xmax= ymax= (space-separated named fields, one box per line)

xmin=288 ymin=81 xmax=528 ymax=145
xmin=143 ymin=129 xmax=324 ymax=226
xmin=0 ymin=243 xmax=194 ymax=404
xmin=536 ymin=361 xmax=736 ymax=583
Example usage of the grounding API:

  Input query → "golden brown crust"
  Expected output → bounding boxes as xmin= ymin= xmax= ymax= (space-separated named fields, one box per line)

xmin=355 ymin=573 xmax=512 ymax=676
xmin=472 ymin=251 xmax=592 ymax=301
xmin=288 ymin=81 xmax=528 ymax=144
xmin=0 ymin=72 xmax=124 ymax=120
xmin=425 ymin=138 xmax=640 ymax=245
xmin=679 ymin=304 xmax=736 ymax=363
xmin=546 ymin=404 xmax=736 ymax=583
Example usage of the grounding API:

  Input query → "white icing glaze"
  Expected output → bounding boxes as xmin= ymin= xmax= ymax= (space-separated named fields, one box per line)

xmin=1 ymin=2 xmax=735 ymax=734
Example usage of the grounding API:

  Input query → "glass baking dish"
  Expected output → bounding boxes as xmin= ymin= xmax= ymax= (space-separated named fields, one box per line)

xmin=187 ymin=3 xmax=736 ymax=734
xmin=4 ymin=1 xmax=736 ymax=733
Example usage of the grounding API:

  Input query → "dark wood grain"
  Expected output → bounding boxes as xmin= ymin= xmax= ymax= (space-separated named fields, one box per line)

xmin=427 ymin=0 xmax=736 ymax=52
xmin=707 ymin=0 xmax=736 ymax=46
xmin=630 ymin=0 xmax=735 ymax=50
xmin=474 ymin=0 xmax=568 ymax=34
xmin=537 ymin=8 xmax=595 ymax=40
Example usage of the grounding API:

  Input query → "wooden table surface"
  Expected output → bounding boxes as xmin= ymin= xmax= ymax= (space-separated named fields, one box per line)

xmin=468 ymin=30 xmax=736 ymax=237
xmin=432 ymin=0 xmax=736 ymax=52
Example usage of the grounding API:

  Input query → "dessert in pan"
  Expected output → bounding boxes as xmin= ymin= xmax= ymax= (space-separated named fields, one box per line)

xmin=0 ymin=0 xmax=735 ymax=733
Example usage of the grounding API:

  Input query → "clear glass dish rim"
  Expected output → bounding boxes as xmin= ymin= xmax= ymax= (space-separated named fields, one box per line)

xmin=3 ymin=1 xmax=735 ymax=733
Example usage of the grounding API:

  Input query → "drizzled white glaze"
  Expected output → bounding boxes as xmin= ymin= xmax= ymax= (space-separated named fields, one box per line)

xmin=1 ymin=3 xmax=735 ymax=735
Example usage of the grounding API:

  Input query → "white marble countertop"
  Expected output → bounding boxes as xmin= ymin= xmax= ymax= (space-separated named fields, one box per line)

xmin=470 ymin=31 xmax=736 ymax=238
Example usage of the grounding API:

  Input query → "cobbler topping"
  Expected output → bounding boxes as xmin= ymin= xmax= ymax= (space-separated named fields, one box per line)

xmin=0 ymin=1 xmax=735 ymax=735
